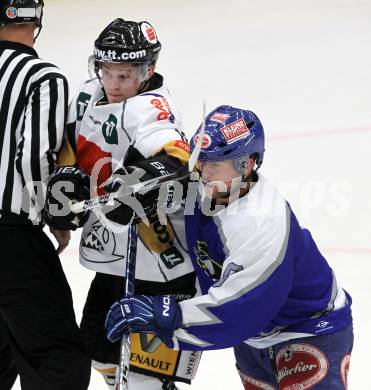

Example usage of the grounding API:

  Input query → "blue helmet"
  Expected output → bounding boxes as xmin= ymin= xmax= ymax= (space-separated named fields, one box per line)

xmin=190 ymin=105 xmax=265 ymax=171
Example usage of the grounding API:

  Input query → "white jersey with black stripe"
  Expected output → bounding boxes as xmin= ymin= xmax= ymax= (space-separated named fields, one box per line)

xmin=68 ymin=75 xmax=196 ymax=289
xmin=0 ymin=41 xmax=68 ymax=224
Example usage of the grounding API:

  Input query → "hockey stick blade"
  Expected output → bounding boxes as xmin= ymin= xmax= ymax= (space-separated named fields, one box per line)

xmin=70 ymin=101 xmax=206 ymax=215
xmin=70 ymin=168 xmax=188 ymax=214
xmin=188 ymin=100 xmax=206 ymax=172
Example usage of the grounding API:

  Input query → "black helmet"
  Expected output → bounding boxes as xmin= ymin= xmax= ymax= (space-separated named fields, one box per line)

xmin=93 ymin=18 xmax=161 ymax=65
xmin=0 ymin=0 xmax=43 ymax=27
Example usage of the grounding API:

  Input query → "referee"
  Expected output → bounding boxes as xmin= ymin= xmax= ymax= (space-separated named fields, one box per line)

xmin=0 ymin=1 xmax=90 ymax=389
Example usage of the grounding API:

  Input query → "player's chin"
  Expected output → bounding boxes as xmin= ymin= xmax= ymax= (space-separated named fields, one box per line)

xmin=203 ymin=183 xmax=221 ymax=199
xmin=108 ymin=94 xmax=125 ymax=103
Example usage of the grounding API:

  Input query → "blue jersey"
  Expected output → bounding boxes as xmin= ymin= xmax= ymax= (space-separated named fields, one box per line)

xmin=173 ymin=174 xmax=352 ymax=351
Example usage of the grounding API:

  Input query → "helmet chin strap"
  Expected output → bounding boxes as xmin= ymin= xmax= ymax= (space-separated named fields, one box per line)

xmin=33 ymin=25 xmax=42 ymax=42
xmin=33 ymin=5 xmax=44 ymax=42
xmin=137 ymin=64 xmax=154 ymax=93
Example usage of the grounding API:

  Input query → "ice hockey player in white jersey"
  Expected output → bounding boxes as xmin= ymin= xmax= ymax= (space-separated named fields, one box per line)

xmin=106 ymin=106 xmax=354 ymax=389
xmin=44 ymin=19 xmax=201 ymax=390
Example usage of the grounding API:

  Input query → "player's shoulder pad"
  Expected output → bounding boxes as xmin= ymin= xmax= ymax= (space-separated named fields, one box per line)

xmin=73 ymin=76 xmax=101 ymax=122
xmin=133 ymin=90 xmax=179 ymax=124
xmin=216 ymin=175 xmax=289 ymax=254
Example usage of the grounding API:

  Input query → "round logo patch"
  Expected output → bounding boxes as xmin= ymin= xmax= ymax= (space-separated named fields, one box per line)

xmin=194 ymin=133 xmax=211 ymax=149
xmin=141 ymin=22 xmax=158 ymax=44
xmin=340 ymin=354 xmax=351 ymax=388
xmin=6 ymin=7 xmax=18 ymax=19
xmin=238 ymin=370 xmax=275 ymax=390
xmin=276 ymin=343 xmax=329 ymax=390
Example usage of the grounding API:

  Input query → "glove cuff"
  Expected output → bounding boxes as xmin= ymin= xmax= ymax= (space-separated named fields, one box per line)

xmin=153 ymin=296 xmax=182 ymax=330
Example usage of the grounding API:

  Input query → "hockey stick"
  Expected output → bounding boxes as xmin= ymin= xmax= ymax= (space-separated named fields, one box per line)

xmin=117 ymin=223 xmax=138 ymax=390
xmin=70 ymin=102 xmax=206 ymax=215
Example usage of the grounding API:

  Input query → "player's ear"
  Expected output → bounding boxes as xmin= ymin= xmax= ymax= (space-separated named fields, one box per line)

xmin=148 ymin=64 xmax=155 ymax=78
xmin=244 ymin=158 xmax=255 ymax=177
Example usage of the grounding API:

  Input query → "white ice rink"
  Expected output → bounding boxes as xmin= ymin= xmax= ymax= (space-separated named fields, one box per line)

xmin=12 ymin=0 xmax=371 ymax=388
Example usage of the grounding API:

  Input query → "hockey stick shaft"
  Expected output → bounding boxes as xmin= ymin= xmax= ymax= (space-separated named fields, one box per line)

xmin=117 ymin=223 xmax=138 ymax=390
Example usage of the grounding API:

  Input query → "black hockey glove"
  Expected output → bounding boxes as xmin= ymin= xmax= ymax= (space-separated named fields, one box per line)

xmin=103 ymin=154 xmax=185 ymax=225
xmin=44 ymin=166 xmax=90 ymax=230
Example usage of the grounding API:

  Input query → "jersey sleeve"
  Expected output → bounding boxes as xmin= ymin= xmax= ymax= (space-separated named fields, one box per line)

xmin=16 ymin=76 xmax=68 ymax=204
xmin=174 ymin=202 xmax=295 ymax=351
xmin=130 ymin=93 xmax=187 ymax=159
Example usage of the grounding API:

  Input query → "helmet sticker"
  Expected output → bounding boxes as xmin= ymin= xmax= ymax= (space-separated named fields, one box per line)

xmin=210 ymin=112 xmax=231 ymax=124
xmin=220 ymin=118 xmax=250 ymax=143
xmin=6 ymin=7 xmax=18 ymax=19
xmin=18 ymin=8 xmax=37 ymax=17
xmin=194 ymin=133 xmax=211 ymax=149
xmin=94 ymin=48 xmax=147 ymax=62
xmin=141 ymin=22 xmax=158 ymax=44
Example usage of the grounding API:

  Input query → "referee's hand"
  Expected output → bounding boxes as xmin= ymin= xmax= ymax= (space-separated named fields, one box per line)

xmin=50 ymin=227 xmax=71 ymax=255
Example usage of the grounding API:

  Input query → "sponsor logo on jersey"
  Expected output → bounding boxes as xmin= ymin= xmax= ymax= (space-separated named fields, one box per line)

xmin=76 ymin=92 xmax=92 ymax=121
xmin=220 ymin=118 xmax=250 ymax=143
xmin=143 ymin=210 xmax=185 ymax=269
xmin=80 ymin=220 xmax=124 ymax=263
xmin=193 ymin=241 xmax=222 ymax=281
xmin=174 ymin=140 xmax=190 ymax=153
xmin=131 ymin=333 xmax=180 ymax=377
xmin=315 ymin=320 xmax=333 ymax=334
xmin=160 ymin=246 xmax=185 ymax=269
xmin=276 ymin=343 xmax=329 ymax=389
xmin=130 ymin=353 xmax=173 ymax=372
xmin=316 ymin=321 xmax=329 ymax=328
xmin=141 ymin=22 xmax=158 ymax=43
xmin=150 ymin=97 xmax=175 ymax=122
xmin=6 ymin=7 xmax=17 ymax=19
xmin=194 ymin=133 xmax=211 ymax=149
xmin=94 ymin=48 xmax=147 ymax=61
xmin=185 ymin=351 xmax=200 ymax=376
xmin=81 ymin=230 xmax=104 ymax=251
xmin=102 ymin=114 xmax=118 ymax=145
xmin=209 ymin=112 xmax=231 ymax=124
xmin=340 ymin=354 xmax=351 ymax=388
xmin=139 ymin=333 xmax=162 ymax=353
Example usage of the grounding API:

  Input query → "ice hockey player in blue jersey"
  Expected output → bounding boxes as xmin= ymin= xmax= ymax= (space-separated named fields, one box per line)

xmin=106 ymin=105 xmax=354 ymax=389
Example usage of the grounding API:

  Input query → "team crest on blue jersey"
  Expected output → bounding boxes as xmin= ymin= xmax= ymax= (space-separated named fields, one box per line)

xmin=194 ymin=241 xmax=222 ymax=281
xmin=102 ymin=114 xmax=118 ymax=145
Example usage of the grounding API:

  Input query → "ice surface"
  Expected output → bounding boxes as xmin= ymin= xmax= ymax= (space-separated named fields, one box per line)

xmin=11 ymin=0 xmax=371 ymax=388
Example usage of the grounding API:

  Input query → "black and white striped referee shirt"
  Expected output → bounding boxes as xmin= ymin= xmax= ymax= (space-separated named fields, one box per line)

xmin=0 ymin=40 xmax=68 ymax=224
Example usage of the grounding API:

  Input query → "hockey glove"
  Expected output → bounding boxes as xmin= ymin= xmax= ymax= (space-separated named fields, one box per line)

xmin=103 ymin=166 xmax=157 ymax=225
xmin=103 ymin=153 xmax=185 ymax=225
xmin=44 ymin=166 xmax=90 ymax=230
xmin=105 ymin=295 xmax=182 ymax=348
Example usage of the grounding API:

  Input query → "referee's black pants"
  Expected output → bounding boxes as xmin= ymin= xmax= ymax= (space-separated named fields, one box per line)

xmin=0 ymin=223 xmax=91 ymax=390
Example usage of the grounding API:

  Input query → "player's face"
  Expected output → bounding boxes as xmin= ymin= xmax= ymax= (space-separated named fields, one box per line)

xmin=198 ymin=160 xmax=240 ymax=199
xmin=100 ymin=63 xmax=145 ymax=103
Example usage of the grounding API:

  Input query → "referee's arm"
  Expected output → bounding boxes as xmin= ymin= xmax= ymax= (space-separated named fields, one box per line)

xmin=17 ymin=76 xmax=69 ymax=199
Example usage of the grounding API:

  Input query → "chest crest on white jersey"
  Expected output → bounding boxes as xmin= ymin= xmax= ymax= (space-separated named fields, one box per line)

xmin=102 ymin=113 xmax=118 ymax=145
